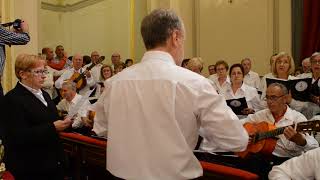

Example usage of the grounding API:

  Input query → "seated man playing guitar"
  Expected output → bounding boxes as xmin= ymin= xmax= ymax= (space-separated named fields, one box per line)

xmin=55 ymin=53 xmax=95 ymax=95
xmin=196 ymin=82 xmax=319 ymax=179
xmin=239 ymin=83 xmax=319 ymax=178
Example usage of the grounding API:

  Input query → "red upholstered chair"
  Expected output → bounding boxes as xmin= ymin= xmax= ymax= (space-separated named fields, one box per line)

xmin=200 ymin=161 xmax=259 ymax=180
xmin=59 ymin=132 xmax=107 ymax=148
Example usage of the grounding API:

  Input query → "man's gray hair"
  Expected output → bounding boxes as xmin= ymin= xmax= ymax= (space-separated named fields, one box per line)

xmin=141 ymin=9 xmax=183 ymax=50
xmin=62 ymin=81 xmax=77 ymax=92
xmin=268 ymin=83 xmax=288 ymax=95
xmin=241 ymin=57 xmax=251 ymax=64
xmin=310 ymin=52 xmax=320 ymax=61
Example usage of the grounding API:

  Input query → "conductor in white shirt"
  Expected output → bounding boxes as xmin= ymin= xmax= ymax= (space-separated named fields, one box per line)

xmin=93 ymin=8 xmax=249 ymax=180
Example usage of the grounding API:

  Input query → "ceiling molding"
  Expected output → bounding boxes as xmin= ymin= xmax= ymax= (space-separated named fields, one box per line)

xmin=41 ymin=0 xmax=105 ymax=12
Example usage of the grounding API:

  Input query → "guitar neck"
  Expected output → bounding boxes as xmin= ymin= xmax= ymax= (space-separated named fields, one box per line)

xmin=252 ymin=120 xmax=320 ymax=143
xmin=254 ymin=126 xmax=286 ymax=142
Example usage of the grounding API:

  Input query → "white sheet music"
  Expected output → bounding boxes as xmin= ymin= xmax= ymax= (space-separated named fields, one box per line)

xmin=66 ymin=88 xmax=95 ymax=119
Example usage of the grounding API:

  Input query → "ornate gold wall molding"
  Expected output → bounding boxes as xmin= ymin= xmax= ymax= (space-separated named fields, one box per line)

xmin=41 ymin=0 xmax=106 ymax=12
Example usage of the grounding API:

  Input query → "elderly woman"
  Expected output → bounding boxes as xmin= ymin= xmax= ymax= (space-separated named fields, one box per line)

xmin=211 ymin=60 xmax=230 ymax=94
xmin=0 ymin=54 xmax=71 ymax=179
xmin=260 ymin=52 xmax=296 ymax=100
xmin=221 ymin=64 xmax=264 ymax=118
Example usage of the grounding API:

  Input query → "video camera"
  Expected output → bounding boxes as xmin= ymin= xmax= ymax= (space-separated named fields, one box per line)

xmin=1 ymin=19 xmax=22 ymax=30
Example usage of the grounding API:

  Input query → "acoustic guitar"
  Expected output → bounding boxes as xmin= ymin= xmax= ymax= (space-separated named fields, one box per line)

xmin=70 ymin=56 xmax=105 ymax=91
xmin=236 ymin=120 xmax=320 ymax=158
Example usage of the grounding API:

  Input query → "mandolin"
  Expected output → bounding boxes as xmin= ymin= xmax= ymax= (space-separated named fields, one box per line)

xmin=70 ymin=56 xmax=105 ymax=91
xmin=236 ymin=120 xmax=320 ymax=158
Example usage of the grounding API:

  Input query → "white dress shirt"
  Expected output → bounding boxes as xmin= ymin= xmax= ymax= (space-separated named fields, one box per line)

xmin=93 ymin=51 xmax=249 ymax=180
xmin=42 ymin=66 xmax=63 ymax=99
xmin=200 ymin=83 xmax=265 ymax=151
xmin=56 ymin=94 xmax=90 ymax=128
xmin=269 ymin=148 xmax=320 ymax=180
xmin=243 ymin=70 xmax=261 ymax=89
xmin=296 ymin=72 xmax=312 ymax=79
xmin=20 ymin=82 xmax=47 ymax=106
xmin=210 ymin=75 xmax=231 ymax=94
xmin=42 ymin=67 xmax=54 ymax=99
xmin=207 ymin=74 xmax=217 ymax=82
xmin=55 ymin=67 xmax=95 ymax=95
xmin=83 ymin=62 xmax=103 ymax=83
xmin=241 ymin=106 xmax=319 ymax=157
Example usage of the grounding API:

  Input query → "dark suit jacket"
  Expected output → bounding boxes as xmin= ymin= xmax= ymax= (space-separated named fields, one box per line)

xmin=0 ymin=82 xmax=64 ymax=177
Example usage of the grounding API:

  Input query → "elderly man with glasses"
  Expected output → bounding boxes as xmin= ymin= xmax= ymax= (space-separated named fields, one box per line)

xmin=239 ymin=83 xmax=319 ymax=179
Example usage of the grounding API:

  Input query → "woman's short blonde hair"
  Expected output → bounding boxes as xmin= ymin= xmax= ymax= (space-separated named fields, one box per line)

xmin=272 ymin=52 xmax=295 ymax=76
xmin=187 ymin=57 xmax=204 ymax=73
xmin=15 ymin=54 xmax=46 ymax=80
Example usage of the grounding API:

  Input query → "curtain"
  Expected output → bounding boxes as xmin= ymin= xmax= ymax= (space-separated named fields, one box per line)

xmin=291 ymin=0 xmax=303 ymax=66
xmin=300 ymin=0 xmax=320 ymax=60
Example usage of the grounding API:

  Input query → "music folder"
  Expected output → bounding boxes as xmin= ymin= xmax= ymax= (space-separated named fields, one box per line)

xmin=310 ymin=78 xmax=320 ymax=97
xmin=266 ymin=78 xmax=312 ymax=102
xmin=226 ymin=97 xmax=248 ymax=115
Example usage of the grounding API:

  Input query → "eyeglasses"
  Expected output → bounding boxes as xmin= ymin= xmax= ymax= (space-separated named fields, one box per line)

xmin=311 ymin=60 xmax=320 ymax=65
xmin=216 ymin=68 xmax=226 ymax=71
xmin=264 ymin=95 xmax=284 ymax=102
xmin=29 ymin=69 xmax=49 ymax=76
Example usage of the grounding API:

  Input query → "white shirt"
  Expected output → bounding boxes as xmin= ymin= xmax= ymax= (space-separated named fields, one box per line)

xmin=243 ymin=70 xmax=261 ymax=89
xmin=42 ymin=66 xmax=64 ymax=99
xmin=83 ymin=62 xmax=103 ymax=83
xmin=42 ymin=66 xmax=55 ymax=99
xmin=241 ymin=106 xmax=319 ymax=157
xmin=56 ymin=94 xmax=90 ymax=128
xmin=210 ymin=75 xmax=231 ymax=94
xmin=207 ymin=74 xmax=217 ymax=82
xmin=93 ymin=51 xmax=249 ymax=180
xmin=20 ymin=82 xmax=47 ymax=106
xmin=269 ymin=148 xmax=320 ymax=180
xmin=221 ymin=83 xmax=265 ymax=112
xmin=55 ymin=67 xmax=95 ymax=95
xmin=297 ymin=72 xmax=312 ymax=79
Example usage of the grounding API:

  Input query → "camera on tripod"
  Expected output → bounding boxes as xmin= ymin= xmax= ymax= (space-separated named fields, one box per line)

xmin=1 ymin=19 xmax=22 ymax=30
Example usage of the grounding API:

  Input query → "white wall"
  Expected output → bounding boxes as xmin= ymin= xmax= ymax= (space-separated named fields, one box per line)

xmin=197 ymin=0 xmax=274 ymax=75
xmin=39 ymin=0 xmax=291 ymax=75
xmin=39 ymin=0 xmax=131 ymax=63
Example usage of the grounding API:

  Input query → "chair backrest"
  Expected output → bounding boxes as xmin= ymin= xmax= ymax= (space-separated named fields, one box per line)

xmin=60 ymin=132 xmax=107 ymax=147
xmin=200 ymin=161 xmax=259 ymax=180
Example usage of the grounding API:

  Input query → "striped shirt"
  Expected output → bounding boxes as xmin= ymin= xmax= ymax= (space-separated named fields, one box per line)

xmin=0 ymin=26 xmax=30 ymax=75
